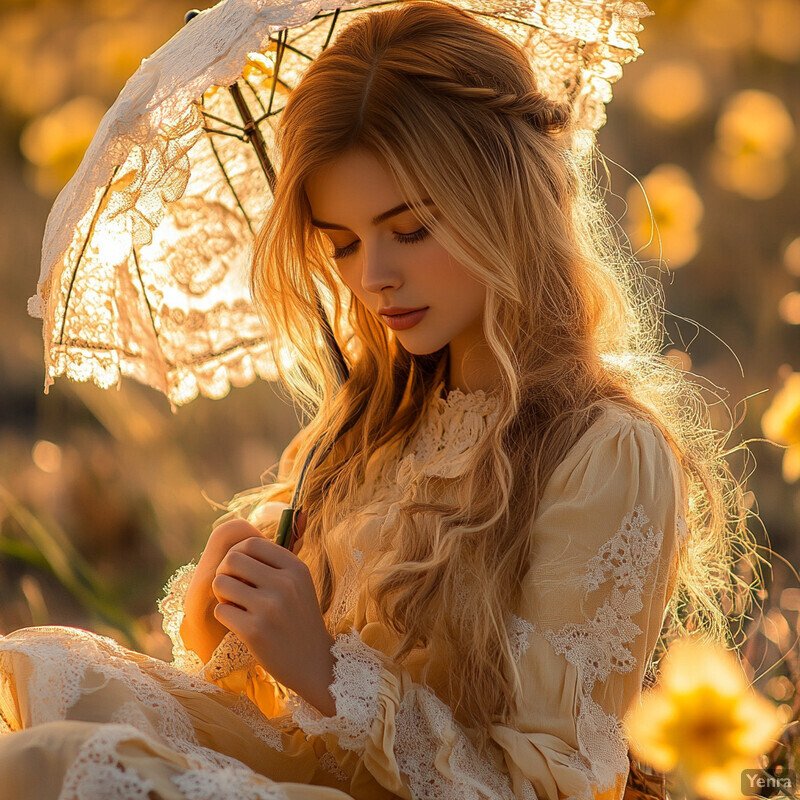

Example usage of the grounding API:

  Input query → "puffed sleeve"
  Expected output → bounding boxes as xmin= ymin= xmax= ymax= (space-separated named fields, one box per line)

xmin=285 ymin=407 xmax=688 ymax=800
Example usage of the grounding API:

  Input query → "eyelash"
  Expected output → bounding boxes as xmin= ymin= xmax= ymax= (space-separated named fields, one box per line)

xmin=331 ymin=227 xmax=430 ymax=260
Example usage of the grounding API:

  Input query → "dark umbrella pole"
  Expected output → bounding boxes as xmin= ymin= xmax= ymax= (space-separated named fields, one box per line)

xmin=185 ymin=9 xmax=351 ymax=550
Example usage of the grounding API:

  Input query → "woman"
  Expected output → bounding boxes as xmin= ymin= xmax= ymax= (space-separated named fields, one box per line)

xmin=0 ymin=2 xmax=756 ymax=798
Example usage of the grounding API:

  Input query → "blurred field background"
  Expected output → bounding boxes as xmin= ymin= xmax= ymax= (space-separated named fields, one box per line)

xmin=0 ymin=0 xmax=799 ymax=770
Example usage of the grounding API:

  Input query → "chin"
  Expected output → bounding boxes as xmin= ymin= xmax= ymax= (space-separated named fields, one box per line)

xmin=396 ymin=337 xmax=446 ymax=357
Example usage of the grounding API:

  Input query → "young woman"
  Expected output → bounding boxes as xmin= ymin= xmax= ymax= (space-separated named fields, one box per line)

xmin=0 ymin=2 xmax=756 ymax=798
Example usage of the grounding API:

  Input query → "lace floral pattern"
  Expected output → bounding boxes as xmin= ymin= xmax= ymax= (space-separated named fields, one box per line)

xmin=203 ymin=631 xmax=256 ymax=683
xmin=541 ymin=504 xmax=666 ymax=799
xmin=0 ymin=626 xmax=278 ymax=761
xmin=326 ymin=548 xmax=364 ymax=636
xmin=157 ymin=560 xmax=205 ymax=675
xmin=59 ymin=724 xmax=159 ymax=800
xmin=288 ymin=629 xmax=384 ymax=752
xmin=393 ymin=688 xmax=518 ymax=800
xmin=508 ymin=614 xmax=536 ymax=663
xmin=395 ymin=382 xmax=500 ymax=484
xmin=29 ymin=0 xmax=652 ymax=408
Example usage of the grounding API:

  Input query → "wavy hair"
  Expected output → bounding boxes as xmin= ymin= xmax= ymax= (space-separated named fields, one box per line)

xmin=225 ymin=0 xmax=762 ymax=756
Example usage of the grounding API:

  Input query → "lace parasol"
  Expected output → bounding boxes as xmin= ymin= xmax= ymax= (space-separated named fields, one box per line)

xmin=28 ymin=0 xmax=653 ymax=411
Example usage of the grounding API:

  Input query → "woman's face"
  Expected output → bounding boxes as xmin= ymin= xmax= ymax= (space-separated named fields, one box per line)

xmin=303 ymin=147 xmax=487 ymax=361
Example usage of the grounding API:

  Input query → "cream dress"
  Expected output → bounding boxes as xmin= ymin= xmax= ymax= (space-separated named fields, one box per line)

xmin=0 ymin=384 xmax=688 ymax=800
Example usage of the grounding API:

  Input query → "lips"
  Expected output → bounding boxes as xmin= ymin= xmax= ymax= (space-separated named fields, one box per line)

xmin=379 ymin=307 xmax=428 ymax=330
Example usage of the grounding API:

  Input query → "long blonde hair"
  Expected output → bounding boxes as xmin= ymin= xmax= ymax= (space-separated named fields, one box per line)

xmin=231 ymin=0 xmax=760 ymax=755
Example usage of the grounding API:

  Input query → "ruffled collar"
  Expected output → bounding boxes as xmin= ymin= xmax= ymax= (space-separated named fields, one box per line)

xmin=394 ymin=380 xmax=500 ymax=483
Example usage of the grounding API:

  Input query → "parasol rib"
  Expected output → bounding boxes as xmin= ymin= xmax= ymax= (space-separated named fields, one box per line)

xmin=131 ymin=245 xmax=168 ymax=378
xmin=58 ymin=164 xmax=121 ymax=347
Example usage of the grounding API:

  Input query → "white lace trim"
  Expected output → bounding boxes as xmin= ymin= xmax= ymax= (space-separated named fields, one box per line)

xmin=326 ymin=548 xmax=364 ymax=636
xmin=58 ymin=724 xmax=158 ymax=800
xmin=170 ymin=764 xmax=289 ymax=799
xmin=157 ymin=560 xmax=205 ymax=674
xmin=393 ymin=687 xmax=517 ymax=800
xmin=56 ymin=722 xmax=289 ymax=800
xmin=508 ymin=613 xmax=536 ymax=663
xmin=395 ymin=382 xmax=500 ymax=483
xmin=676 ymin=513 xmax=688 ymax=542
xmin=541 ymin=504 xmax=665 ymax=799
xmin=0 ymin=626 xmax=284 ymax=770
xmin=288 ymin=629 xmax=384 ymax=752
xmin=203 ymin=630 xmax=257 ymax=683
xmin=288 ymin=625 xmax=529 ymax=800
xmin=317 ymin=750 xmax=350 ymax=783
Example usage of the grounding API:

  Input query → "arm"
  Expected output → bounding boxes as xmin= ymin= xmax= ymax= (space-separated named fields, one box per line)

xmin=284 ymin=410 xmax=686 ymax=800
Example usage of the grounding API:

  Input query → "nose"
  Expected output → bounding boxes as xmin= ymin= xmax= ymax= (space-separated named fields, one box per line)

xmin=359 ymin=237 xmax=402 ymax=294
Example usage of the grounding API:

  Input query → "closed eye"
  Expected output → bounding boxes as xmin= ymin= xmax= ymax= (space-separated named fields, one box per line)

xmin=332 ymin=227 xmax=430 ymax=260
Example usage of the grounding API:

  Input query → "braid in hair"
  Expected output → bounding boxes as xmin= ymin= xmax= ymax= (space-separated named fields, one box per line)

xmin=414 ymin=75 xmax=573 ymax=135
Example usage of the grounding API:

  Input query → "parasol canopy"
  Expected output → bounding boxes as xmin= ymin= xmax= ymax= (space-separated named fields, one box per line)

xmin=28 ymin=0 xmax=653 ymax=412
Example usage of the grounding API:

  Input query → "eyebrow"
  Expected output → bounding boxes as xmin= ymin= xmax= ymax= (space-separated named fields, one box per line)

xmin=310 ymin=197 xmax=436 ymax=230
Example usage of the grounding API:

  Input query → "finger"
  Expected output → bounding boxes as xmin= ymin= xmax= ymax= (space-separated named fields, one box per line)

xmin=211 ymin=573 xmax=259 ymax=609
xmin=228 ymin=535 xmax=303 ymax=571
xmin=216 ymin=550 xmax=269 ymax=588
xmin=213 ymin=600 xmax=249 ymax=632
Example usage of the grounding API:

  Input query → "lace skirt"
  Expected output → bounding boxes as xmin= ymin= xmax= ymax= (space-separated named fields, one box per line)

xmin=0 ymin=625 xmax=394 ymax=800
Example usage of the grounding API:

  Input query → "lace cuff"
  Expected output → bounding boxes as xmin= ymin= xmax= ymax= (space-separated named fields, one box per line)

xmin=287 ymin=629 xmax=385 ymax=752
xmin=204 ymin=630 xmax=256 ymax=683
xmin=157 ymin=560 xmax=205 ymax=674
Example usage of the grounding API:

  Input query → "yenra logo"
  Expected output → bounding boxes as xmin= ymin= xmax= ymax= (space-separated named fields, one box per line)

xmin=741 ymin=768 xmax=798 ymax=799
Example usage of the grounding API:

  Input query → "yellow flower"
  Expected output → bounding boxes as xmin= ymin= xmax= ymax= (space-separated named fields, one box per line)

xmin=711 ymin=90 xmax=796 ymax=199
xmin=625 ymin=637 xmax=784 ymax=799
xmin=635 ymin=62 xmax=709 ymax=128
xmin=625 ymin=164 xmax=704 ymax=269
xmin=762 ymin=371 xmax=800 ymax=482
xmin=19 ymin=96 xmax=107 ymax=198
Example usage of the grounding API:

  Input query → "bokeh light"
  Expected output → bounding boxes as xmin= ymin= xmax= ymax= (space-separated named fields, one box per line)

xmin=710 ymin=90 xmax=796 ymax=199
xmin=625 ymin=164 xmax=704 ymax=268
xmin=634 ymin=61 xmax=709 ymax=127
xmin=755 ymin=0 xmax=800 ymax=62
xmin=19 ymin=95 xmax=107 ymax=198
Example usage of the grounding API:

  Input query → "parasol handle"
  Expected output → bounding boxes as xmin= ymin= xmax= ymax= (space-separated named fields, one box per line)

xmin=185 ymin=7 xmax=351 ymax=549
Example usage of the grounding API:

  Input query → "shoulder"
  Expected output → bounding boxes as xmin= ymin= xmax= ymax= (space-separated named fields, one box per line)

xmin=538 ymin=400 xmax=681 ymax=514
xmin=529 ymin=401 xmax=686 ymax=573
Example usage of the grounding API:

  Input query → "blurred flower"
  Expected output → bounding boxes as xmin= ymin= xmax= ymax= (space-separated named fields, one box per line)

xmin=778 ymin=292 xmax=800 ymax=325
xmin=710 ymin=90 xmax=796 ymax=200
xmin=761 ymin=371 xmax=800 ymax=482
xmin=625 ymin=637 xmax=785 ymax=800
xmin=625 ymin=164 xmax=704 ymax=268
xmin=784 ymin=237 xmax=800 ymax=277
xmin=74 ymin=20 xmax=163 ymax=100
xmin=0 ymin=6 xmax=70 ymax=118
xmin=635 ymin=61 xmax=709 ymax=127
xmin=686 ymin=0 xmax=753 ymax=53
xmin=19 ymin=95 xmax=106 ymax=198
xmin=755 ymin=0 xmax=800 ymax=62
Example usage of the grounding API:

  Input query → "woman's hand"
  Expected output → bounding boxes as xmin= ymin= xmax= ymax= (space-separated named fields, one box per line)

xmin=212 ymin=535 xmax=337 ymax=716
xmin=181 ymin=516 xmax=284 ymax=663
